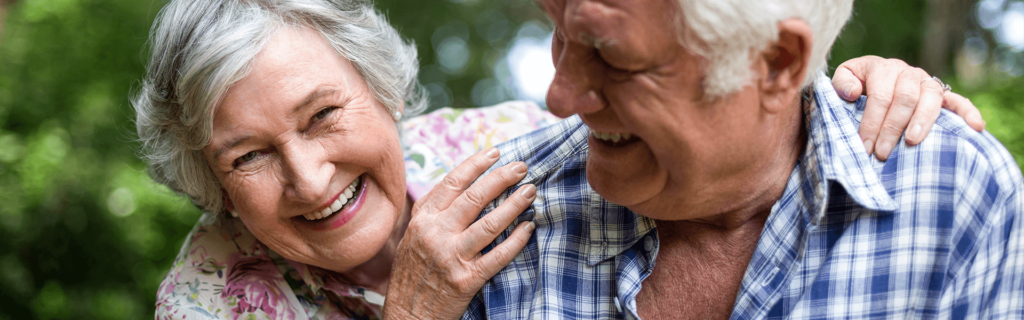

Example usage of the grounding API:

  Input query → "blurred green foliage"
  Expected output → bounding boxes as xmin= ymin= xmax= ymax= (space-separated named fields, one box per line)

xmin=0 ymin=0 xmax=1020 ymax=319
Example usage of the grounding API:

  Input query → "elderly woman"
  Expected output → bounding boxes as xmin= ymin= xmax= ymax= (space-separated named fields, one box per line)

xmin=137 ymin=0 xmax=984 ymax=319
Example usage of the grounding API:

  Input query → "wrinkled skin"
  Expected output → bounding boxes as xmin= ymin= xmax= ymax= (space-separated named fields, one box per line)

xmin=205 ymin=27 xmax=409 ymax=287
xmin=538 ymin=0 xmax=984 ymax=219
xmin=531 ymin=0 xmax=987 ymax=319
xmin=383 ymin=0 xmax=987 ymax=318
xmin=384 ymin=149 xmax=536 ymax=320
xmin=203 ymin=27 xmax=535 ymax=304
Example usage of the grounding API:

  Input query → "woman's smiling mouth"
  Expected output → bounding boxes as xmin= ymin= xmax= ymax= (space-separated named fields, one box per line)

xmin=303 ymin=176 xmax=362 ymax=221
xmin=296 ymin=174 xmax=370 ymax=231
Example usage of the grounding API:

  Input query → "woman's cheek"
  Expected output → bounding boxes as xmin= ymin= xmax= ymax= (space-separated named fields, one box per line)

xmin=225 ymin=165 xmax=283 ymax=215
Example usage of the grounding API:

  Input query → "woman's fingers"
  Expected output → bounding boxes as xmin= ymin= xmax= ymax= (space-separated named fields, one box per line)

xmin=872 ymin=67 xmax=931 ymax=159
xmin=943 ymin=92 xmax=986 ymax=132
xmin=831 ymin=56 xmax=877 ymax=101
xmin=460 ymin=184 xmax=536 ymax=255
xmin=473 ymin=221 xmax=535 ymax=280
xmin=416 ymin=147 xmax=501 ymax=215
xmin=846 ymin=58 xmax=904 ymax=157
xmin=902 ymin=77 xmax=945 ymax=146
xmin=448 ymin=162 xmax=528 ymax=227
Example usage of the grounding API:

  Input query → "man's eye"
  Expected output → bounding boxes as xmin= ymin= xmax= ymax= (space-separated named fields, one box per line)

xmin=234 ymin=151 xmax=260 ymax=166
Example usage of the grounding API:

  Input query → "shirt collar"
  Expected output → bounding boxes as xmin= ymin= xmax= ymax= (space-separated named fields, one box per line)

xmin=802 ymin=72 xmax=897 ymax=223
xmin=536 ymin=117 xmax=654 ymax=266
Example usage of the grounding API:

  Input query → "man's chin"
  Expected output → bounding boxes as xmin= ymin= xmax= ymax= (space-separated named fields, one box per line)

xmin=585 ymin=157 xmax=667 ymax=209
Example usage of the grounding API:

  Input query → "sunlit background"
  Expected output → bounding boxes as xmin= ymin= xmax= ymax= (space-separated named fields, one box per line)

xmin=0 ymin=0 xmax=1021 ymax=318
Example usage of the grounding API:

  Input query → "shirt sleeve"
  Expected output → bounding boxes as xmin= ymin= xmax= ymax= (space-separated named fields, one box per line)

xmin=155 ymin=215 xmax=305 ymax=319
xmin=941 ymin=179 xmax=1024 ymax=318
xmin=461 ymin=291 xmax=489 ymax=320
xmin=402 ymin=101 xmax=560 ymax=201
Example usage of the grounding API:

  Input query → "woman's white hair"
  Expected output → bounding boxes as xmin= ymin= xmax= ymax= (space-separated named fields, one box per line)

xmin=675 ymin=0 xmax=854 ymax=97
xmin=132 ymin=0 xmax=426 ymax=215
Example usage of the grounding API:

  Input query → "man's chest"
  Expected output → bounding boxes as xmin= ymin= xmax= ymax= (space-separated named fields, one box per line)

xmin=634 ymin=226 xmax=761 ymax=320
xmin=635 ymin=254 xmax=750 ymax=320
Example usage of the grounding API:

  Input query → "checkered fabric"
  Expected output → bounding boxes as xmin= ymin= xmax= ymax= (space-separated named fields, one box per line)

xmin=462 ymin=72 xmax=1024 ymax=319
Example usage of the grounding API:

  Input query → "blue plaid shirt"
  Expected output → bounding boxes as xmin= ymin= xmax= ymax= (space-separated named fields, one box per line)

xmin=464 ymin=73 xmax=1024 ymax=319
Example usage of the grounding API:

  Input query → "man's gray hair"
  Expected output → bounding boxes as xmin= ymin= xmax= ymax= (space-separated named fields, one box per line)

xmin=676 ymin=0 xmax=854 ymax=97
xmin=132 ymin=0 xmax=426 ymax=215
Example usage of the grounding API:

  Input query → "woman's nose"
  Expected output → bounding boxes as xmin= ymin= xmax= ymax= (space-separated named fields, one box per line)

xmin=546 ymin=42 xmax=606 ymax=118
xmin=280 ymin=144 xmax=332 ymax=204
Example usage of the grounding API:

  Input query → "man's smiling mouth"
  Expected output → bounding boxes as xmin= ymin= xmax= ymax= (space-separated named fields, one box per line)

xmin=590 ymin=129 xmax=636 ymax=145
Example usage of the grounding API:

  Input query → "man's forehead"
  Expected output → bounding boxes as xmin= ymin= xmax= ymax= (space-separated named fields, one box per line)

xmin=535 ymin=0 xmax=668 ymax=23
xmin=534 ymin=0 xmax=565 ymax=21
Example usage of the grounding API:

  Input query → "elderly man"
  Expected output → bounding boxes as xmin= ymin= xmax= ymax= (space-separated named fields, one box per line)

xmin=460 ymin=0 xmax=1024 ymax=319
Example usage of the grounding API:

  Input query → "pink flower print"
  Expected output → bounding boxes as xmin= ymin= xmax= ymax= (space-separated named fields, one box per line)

xmin=222 ymin=253 xmax=295 ymax=319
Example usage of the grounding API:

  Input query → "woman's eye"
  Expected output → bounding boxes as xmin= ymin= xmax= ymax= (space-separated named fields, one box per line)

xmin=312 ymin=107 xmax=336 ymax=121
xmin=234 ymin=151 xmax=260 ymax=167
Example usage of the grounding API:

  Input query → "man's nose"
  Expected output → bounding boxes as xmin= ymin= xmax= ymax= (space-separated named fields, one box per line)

xmin=546 ymin=41 xmax=606 ymax=118
xmin=281 ymin=143 xmax=332 ymax=204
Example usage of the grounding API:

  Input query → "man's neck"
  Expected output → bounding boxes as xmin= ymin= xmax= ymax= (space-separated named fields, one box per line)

xmin=678 ymin=94 xmax=808 ymax=231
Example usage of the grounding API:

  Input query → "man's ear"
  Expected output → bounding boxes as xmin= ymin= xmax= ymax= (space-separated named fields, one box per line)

xmin=758 ymin=18 xmax=813 ymax=113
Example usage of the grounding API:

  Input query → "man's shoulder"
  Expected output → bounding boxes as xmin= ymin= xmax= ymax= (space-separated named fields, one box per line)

xmin=887 ymin=107 xmax=1023 ymax=200
xmin=491 ymin=115 xmax=590 ymax=184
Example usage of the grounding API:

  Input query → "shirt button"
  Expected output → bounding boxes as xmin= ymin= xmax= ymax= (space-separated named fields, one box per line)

xmin=644 ymin=236 xmax=654 ymax=252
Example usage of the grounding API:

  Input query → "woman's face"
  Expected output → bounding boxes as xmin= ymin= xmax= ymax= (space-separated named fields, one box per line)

xmin=203 ymin=26 xmax=406 ymax=273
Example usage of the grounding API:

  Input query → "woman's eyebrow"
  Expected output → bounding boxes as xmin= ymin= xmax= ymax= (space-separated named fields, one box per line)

xmin=212 ymin=87 xmax=337 ymax=160
xmin=213 ymin=134 xmax=254 ymax=159
xmin=292 ymin=87 xmax=337 ymax=114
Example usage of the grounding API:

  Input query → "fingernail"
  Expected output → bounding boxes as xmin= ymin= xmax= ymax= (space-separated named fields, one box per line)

xmin=486 ymin=147 xmax=499 ymax=159
xmin=521 ymin=184 xmax=536 ymax=199
xmin=908 ymin=124 xmax=922 ymax=141
xmin=972 ymin=114 xmax=985 ymax=129
xmin=512 ymin=162 xmax=527 ymax=174
xmin=863 ymin=139 xmax=874 ymax=155
xmin=877 ymin=140 xmax=893 ymax=157
xmin=842 ymin=83 xmax=855 ymax=100
xmin=525 ymin=221 xmax=535 ymax=232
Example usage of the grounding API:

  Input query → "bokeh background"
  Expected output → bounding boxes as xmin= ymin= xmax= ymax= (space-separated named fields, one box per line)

xmin=0 ymin=0 xmax=1020 ymax=318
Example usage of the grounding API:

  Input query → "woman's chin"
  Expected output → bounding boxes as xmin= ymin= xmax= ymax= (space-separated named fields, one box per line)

xmin=292 ymin=175 xmax=400 ymax=273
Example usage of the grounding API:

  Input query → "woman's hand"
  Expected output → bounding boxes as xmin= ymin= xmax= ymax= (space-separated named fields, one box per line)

xmin=831 ymin=56 xmax=986 ymax=160
xmin=384 ymin=148 xmax=535 ymax=320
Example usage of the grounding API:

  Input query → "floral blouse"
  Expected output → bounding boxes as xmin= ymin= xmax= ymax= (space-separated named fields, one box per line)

xmin=155 ymin=101 xmax=560 ymax=320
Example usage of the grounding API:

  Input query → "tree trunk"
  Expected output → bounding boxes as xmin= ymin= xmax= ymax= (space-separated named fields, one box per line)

xmin=0 ymin=0 xmax=15 ymax=39
xmin=921 ymin=0 xmax=975 ymax=77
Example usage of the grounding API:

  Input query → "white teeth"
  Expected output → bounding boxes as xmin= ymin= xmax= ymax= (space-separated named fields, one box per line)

xmin=591 ymin=130 xmax=633 ymax=143
xmin=303 ymin=176 xmax=362 ymax=221
xmin=330 ymin=199 xmax=342 ymax=212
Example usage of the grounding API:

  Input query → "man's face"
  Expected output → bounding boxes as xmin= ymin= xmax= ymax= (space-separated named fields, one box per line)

xmin=540 ymin=0 xmax=776 ymax=220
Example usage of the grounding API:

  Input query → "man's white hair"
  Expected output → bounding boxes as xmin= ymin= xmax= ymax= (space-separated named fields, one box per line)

xmin=676 ymin=0 xmax=854 ymax=97
xmin=132 ymin=0 xmax=426 ymax=215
